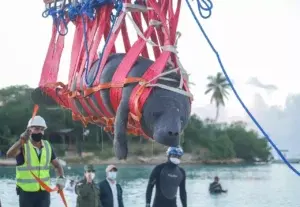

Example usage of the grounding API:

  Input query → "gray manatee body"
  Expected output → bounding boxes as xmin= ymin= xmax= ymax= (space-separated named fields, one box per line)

xmin=31 ymin=53 xmax=191 ymax=160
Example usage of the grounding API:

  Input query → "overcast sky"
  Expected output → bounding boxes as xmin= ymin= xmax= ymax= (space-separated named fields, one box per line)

xmin=0 ymin=0 xmax=299 ymax=156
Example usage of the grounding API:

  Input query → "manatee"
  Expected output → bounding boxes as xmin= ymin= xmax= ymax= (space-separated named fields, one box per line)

xmin=31 ymin=53 xmax=192 ymax=160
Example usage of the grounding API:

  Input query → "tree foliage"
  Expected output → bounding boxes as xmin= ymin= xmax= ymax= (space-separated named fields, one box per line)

xmin=0 ymin=85 xmax=272 ymax=162
xmin=205 ymin=72 xmax=231 ymax=121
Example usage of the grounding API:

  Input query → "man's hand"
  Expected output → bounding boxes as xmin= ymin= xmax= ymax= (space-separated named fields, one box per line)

xmin=56 ymin=176 xmax=66 ymax=190
xmin=20 ymin=129 xmax=31 ymax=143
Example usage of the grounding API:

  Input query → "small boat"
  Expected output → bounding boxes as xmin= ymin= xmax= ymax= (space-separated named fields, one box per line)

xmin=0 ymin=158 xmax=16 ymax=166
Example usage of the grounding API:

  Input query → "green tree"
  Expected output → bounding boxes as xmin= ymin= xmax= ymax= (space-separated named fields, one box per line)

xmin=205 ymin=72 xmax=231 ymax=121
xmin=0 ymin=85 xmax=272 ymax=163
xmin=182 ymin=115 xmax=271 ymax=162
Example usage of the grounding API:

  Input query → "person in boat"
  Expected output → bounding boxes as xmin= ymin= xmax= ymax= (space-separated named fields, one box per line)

xmin=146 ymin=146 xmax=187 ymax=207
xmin=209 ymin=176 xmax=227 ymax=194
xmin=6 ymin=115 xmax=66 ymax=207
xmin=75 ymin=164 xmax=101 ymax=207
xmin=98 ymin=164 xmax=124 ymax=207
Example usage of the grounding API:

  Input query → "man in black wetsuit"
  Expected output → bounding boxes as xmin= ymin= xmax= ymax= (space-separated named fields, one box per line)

xmin=209 ymin=176 xmax=227 ymax=194
xmin=146 ymin=146 xmax=187 ymax=207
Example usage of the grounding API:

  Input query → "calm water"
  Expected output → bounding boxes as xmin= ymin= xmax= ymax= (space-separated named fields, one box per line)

xmin=0 ymin=163 xmax=299 ymax=207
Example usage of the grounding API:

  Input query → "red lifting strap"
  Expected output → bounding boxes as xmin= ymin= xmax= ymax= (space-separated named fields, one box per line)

xmin=39 ymin=20 xmax=69 ymax=108
xmin=38 ymin=0 xmax=190 ymax=138
xmin=128 ymin=0 xmax=182 ymax=130
xmin=89 ymin=7 xmax=123 ymax=119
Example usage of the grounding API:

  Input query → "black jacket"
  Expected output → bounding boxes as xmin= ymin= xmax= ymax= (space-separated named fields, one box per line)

xmin=98 ymin=179 xmax=124 ymax=207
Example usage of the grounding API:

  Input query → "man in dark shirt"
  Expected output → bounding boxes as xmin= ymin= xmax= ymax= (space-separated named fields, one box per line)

xmin=209 ymin=176 xmax=227 ymax=194
xmin=146 ymin=146 xmax=187 ymax=207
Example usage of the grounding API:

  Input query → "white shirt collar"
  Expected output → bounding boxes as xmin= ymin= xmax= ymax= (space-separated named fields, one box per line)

xmin=106 ymin=178 xmax=117 ymax=185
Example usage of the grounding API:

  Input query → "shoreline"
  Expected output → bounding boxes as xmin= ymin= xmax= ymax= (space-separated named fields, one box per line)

xmin=0 ymin=153 xmax=246 ymax=166
xmin=62 ymin=153 xmax=247 ymax=165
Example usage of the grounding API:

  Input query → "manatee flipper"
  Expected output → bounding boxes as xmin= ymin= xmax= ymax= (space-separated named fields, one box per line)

xmin=114 ymin=98 xmax=129 ymax=160
xmin=31 ymin=87 xmax=58 ymax=106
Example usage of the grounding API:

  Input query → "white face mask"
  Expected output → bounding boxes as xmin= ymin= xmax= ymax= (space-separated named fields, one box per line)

xmin=90 ymin=172 xmax=95 ymax=180
xmin=107 ymin=172 xmax=117 ymax=180
xmin=170 ymin=157 xmax=181 ymax=165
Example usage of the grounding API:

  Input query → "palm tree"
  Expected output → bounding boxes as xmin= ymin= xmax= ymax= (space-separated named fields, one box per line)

xmin=205 ymin=72 xmax=230 ymax=121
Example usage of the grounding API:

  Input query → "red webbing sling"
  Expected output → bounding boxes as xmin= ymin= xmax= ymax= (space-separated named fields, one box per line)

xmin=86 ymin=10 xmax=126 ymax=119
xmin=109 ymin=2 xmax=162 ymax=113
xmin=72 ymin=6 xmax=116 ymax=126
xmin=131 ymin=9 xmax=149 ymax=58
xmin=22 ymin=105 xmax=68 ymax=207
xmin=39 ymin=20 xmax=69 ymax=108
xmin=39 ymin=0 xmax=190 ymax=138
xmin=139 ymin=1 xmax=162 ymax=60
xmin=68 ymin=19 xmax=84 ymax=83
xmin=84 ymin=7 xmax=113 ymax=123
xmin=67 ymin=8 xmax=107 ymax=125
xmin=109 ymin=27 xmax=155 ymax=112
xmin=82 ymin=4 xmax=156 ymax=135
xmin=74 ymin=14 xmax=102 ymax=118
xmin=128 ymin=0 xmax=182 ymax=132
xmin=81 ymin=0 xmax=186 ymax=137
xmin=67 ymin=16 xmax=93 ymax=118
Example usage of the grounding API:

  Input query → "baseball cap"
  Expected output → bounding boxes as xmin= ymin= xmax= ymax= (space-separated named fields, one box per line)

xmin=84 ymin=164 xmax=95 ymax=172
xmin=105 ymin=164 xmax=118 ymax=172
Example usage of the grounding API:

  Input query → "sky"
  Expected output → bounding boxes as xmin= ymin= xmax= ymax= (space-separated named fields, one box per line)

xmin=0 ymin=0 xmax=300 ymax=156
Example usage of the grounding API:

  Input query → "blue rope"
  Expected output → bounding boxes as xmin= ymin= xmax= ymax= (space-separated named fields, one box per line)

xmin=196 ymin=0 xmax=213 ymax=19
xmin=81 ymin=0 xmax=96 ymax=20
xmin=42 ymin=0 xmax=119 ymax=86
xmin=67 ymin=3 xmax=81 ymax=21
xmin=42 ymin=0 xmax=115 ymax=36
xmin=57 ymin=9 xmax=69 ymax=36
xmin=185 ymin=0 xmax=300 ymax=176
xmin=42 ymin=4 xmax=69 ymax=36
xmin=84 ymin=0 xmax=123 ymax=87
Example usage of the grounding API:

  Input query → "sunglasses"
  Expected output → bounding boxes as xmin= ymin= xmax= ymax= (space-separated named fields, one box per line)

xmin=86 ymin=170 xmax=95 ymax=173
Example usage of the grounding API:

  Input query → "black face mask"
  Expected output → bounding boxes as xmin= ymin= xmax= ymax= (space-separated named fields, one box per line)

xmin=31 ymin=133 xmax=43 ymax=142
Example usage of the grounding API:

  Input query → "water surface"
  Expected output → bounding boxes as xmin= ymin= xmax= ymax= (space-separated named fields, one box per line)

xmin=0 ymin=163 xmax=299 ymax=207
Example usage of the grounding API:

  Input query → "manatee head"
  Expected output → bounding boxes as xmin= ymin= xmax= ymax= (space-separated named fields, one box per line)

xmin=142 ymin=91 xmax=191 ymax=147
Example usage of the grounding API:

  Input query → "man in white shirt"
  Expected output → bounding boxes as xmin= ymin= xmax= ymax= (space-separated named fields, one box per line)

xmin=98 ymin=165 xmax=124 ymax=207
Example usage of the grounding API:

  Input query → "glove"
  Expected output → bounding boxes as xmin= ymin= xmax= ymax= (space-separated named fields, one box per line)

xmin=20 ymin=129 xmax=31 ymax=142
xmin=56 ymin=176 xmax=66 ymax=190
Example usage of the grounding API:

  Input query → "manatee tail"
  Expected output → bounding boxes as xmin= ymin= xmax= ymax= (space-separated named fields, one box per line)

xmin=31 ymin=86 xmax=69 ymax=109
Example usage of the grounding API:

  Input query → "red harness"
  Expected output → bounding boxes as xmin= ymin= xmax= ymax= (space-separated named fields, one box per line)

xmin=39 ymin=0 xmax=192 ymax=138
